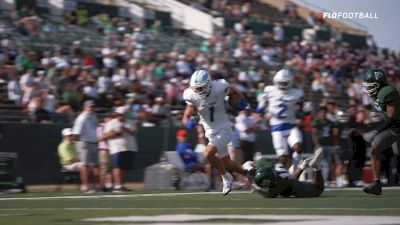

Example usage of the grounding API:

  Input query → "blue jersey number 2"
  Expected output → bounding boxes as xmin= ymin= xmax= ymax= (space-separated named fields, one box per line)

xmin=277 ymin=102 xmax=287 ymax=119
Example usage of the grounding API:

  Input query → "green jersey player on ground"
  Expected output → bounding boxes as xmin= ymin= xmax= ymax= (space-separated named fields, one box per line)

xmin=362 ymin=69 xmax=400 ymax=195
xmin=243 ymin=147 xmax=324 ymax=198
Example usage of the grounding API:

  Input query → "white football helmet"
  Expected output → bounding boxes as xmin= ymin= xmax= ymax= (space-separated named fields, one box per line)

xmin=336 ymin=110 xmax=349 ymax=123
xmin=303 ymin=101 xmax=313 ymax=113
xmin=190 ymin=70 xmax=211 ymax=98
xmin=273 ymin=69 xmax=293 ymax=91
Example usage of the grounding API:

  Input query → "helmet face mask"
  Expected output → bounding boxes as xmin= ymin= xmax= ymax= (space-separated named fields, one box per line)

xmin=363 ymin=69 xmax=387 ymax=97
xmin=336 ymin=110 xmax=349 ymax=123
xmin=277 ymin=81 xmax=290 ymax=90
xmin=190 ymin=70 xmax=211 ymax=98
xmin=363 ymin=81 xmax=380 ymax=97
xmin=273 ymin=69 xmax=293 ymax=91
xmin=192 ymin=82 xmax=210 ymax=97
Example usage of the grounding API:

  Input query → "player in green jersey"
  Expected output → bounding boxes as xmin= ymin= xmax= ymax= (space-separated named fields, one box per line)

xmin=362 ymin=69 xmax=400 ymax=195
xmin=242 ymin=147 xmax=324 ymax=198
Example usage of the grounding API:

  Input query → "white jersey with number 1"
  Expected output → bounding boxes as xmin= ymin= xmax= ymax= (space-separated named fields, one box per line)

xmin=183 ymin=79 xmax=232 ymax=136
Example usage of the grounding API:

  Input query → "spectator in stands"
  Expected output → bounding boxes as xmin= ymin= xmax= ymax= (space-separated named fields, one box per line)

xmin=58 ymin=128 xmax=82 ymax=171
xmin=7 ymin=73 xmax=22 ymax=105
xmin=103 ymin=106 xmax=138 ymax=193
xmin=273 ymin=22 xmax=284 ymax=42
xmin=92 ymin=10 xmax=110 ymax=33
xmin=20 ymin=51 xmax=39 ymax=72
xmin=72 ymin=100 xmax=100 ymax=193
xmin=75 ymin=4 xmax=89 ymax=26
xmin=326 ymin=100 xmax=338 ymax=122
xmin=19 ymin=69 xmax=35 ymax=93
xmin=63 ymin=11 xmax=77 ymax=25
xmin=149 ymin=20 xmax=163 ymax=33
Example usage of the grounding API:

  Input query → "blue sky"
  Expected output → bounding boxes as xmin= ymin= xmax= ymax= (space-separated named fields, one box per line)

xmin=294 ymin=0 xmax=400 ymax=51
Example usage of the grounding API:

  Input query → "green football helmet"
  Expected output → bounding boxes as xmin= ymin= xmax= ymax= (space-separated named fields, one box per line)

xmin=363 ymin=69 xmax=387 ymax=97
xmin=254 ymin=164 xmax=277 ymax=188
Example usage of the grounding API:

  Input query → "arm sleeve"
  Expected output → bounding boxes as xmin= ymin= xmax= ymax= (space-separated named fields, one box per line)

xmin=71 ymin=115 xmax=83 ymax=135
xmin=104 ymin=120 xmax=117 ymax=133
xmin=125 ymin=120 xmax=137 ymax=131
xmin=217 ymin=79 xmax=229 ymax=96
xmin=383 ymin=89 xmax=400 ymax=104
xmin=183 ymin=89 xmax=194 ymax=105
xmin=256 ymin=93 xmax=268 ymax=111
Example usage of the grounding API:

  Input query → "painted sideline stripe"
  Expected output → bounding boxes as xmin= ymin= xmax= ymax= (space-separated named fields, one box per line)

xmin=82 ymin=214 xmax=400 ymax=225
xmin=0 ymin=187 xmax=399 ymax=201
xmin=0 ymin=207 xmax=399 ymax=211
xmin=0 ymin=191 xmax=230 ymax=201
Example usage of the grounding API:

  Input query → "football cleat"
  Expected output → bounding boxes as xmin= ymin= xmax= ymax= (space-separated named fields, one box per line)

xmin=363 ymin=183 xmax=382 ymax=195
xmin=309 ymin=147 xmax=323 ymax=168
xmin=222 ymin=172 xmax=233 ymax=196
xmin=299 ymin=147 xmax=323 ymax=170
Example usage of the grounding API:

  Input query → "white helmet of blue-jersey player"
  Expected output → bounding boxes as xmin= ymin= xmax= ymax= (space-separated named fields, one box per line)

xmin=336 ymin=109 xmax=349 ymax=123
xmin=273 ymin=69 xmax=293 ymax=91
xmin=190 ymin=70 xmax=211 ymax=98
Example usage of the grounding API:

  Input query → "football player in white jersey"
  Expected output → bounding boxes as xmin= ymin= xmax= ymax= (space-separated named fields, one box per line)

xmin=257 ymin=69 xmax=304 ymax=172
xmin=182 ymin=70 xmax=248 ymax=195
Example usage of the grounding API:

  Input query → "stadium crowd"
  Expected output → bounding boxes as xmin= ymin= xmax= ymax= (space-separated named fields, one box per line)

xmin=0 ymin=3 xmax=400 ymax=190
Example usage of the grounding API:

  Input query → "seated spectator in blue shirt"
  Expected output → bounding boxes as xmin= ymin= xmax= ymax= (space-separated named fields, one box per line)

xmin=175 ymin=129 xmax=204 ymax=172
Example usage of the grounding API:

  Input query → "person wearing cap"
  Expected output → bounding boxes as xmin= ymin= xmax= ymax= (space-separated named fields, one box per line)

xmin=175 ymin=129 xmax=212 ymax=189
xmin=71 ymin=100 xmax=99 ymax=192
xmin=175 ymin=129 xmax=203 ymax=171
xmin=103 ymin=106 xmax=138 ymax=193
xmin=58 ymin=128 xmax=82 ymax=171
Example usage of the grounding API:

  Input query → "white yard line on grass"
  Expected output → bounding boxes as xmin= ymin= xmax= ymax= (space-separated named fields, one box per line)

xmin=82 ymin=214 xmax=400 ymax=225
xmin=0 ymin=207 xmax=399 ymax=211
xmin=0 ymin=191 xmax=226 ymax=201
xmin=0 ymin=186 xmax=399 ymax=201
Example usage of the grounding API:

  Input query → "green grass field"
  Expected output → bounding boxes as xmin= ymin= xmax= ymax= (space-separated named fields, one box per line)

xmin=1 ymin=188 xmax=400 ymax=225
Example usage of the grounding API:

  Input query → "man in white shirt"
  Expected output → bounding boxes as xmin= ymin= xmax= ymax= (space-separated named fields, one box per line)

xmin=72 ymin=100 xmax=99 ymax=192
xmin=103 ymin=106 xmax=138 ymax=193
xmin=235 ymin=109 xmax=263 ymax=163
